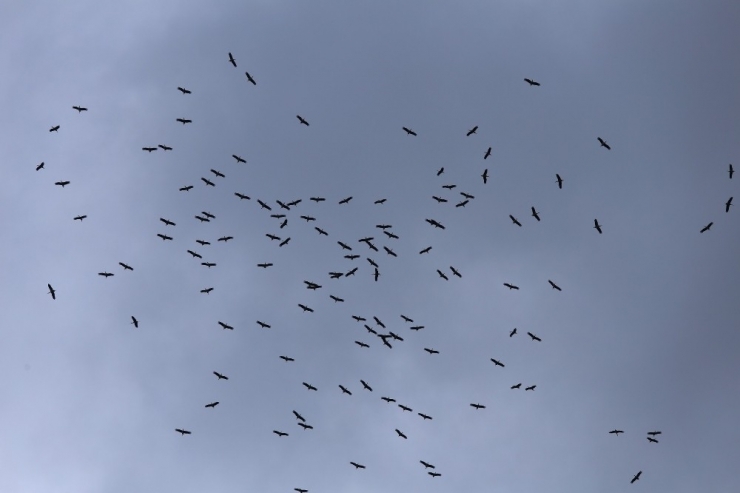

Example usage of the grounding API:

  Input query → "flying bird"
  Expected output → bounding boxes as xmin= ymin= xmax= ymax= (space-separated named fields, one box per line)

xmin=175 ymin=429 xmax=191 ymax=435
xmin=350 ymin=462 xmax=365 ymax=469
xmin=72 ymin=105 xmax=87 ymax=112
xmin=531 ymin=207 xmax=540 ymax=221
xmin=131 ymin=316 xmax=139 ymax=328
xmin=142 ymin=147 xmax=157 ymax=152
xmin=210 ymin=169 xmax=225 ymax=178
xmin=339 ymin=196 xmax=353 ymax=204
xmin=218 ymin=321 xmax=233 ymax=330
xmin=49 ymin=125 xmax=60 ymax=132
xmin=160 ymin=218 xmax=176 ymax=226
xmin=470 ymin=403 xmax=486 ymax=409
xmin=424 ymin=348 xmax=439 ymax=355
xmin=360 ymin=380 xmax=373 ymax=391
xmin=374 ymin=198 xmax=387 ymax=204
xmin=302 ymin=382 xmax=317 ymax=391
xmin=647 ymin=437 xmax=659 ymax=443
xmin=450 ymin=266 xmax=461 ymax=278
xmin=399 ymin=404 xmax=412 ymax=412
xmin=594 ymin=219 xmax=603 ymax=234
xmin=157 ymin=234 xmax=173 ymax=241
xmin=420 ymin=460 xmax=435 ymax=469
xmin=509 ymin=215 xmax=522 ymax=227
xmin=36 ymin=162 xmax=45 ymax=171
xmin=647 ymin=431 xmax=662 ymax=436
xmin=381 ymin=397 xmax=396 ymax=403
xmin=228 ymin=52 xmax=236 ymax=67
xmin=235 ymin=193 xmax=250 ymax=200
xmin=158 ymin=144 xmax=172 ymax=151
xmin=402 ymin=127 xmax=417 ymax=136
xmin=631 ymin=471 xmax=642 ymax=484
xmin=98 ymin=272 xmax=114 ymax=278
xmin=491 ymin=358 xmax=504 ymax=367
xmin=395 ymin=429 xmax=407 ymax=439
xmin=726 ymin=197 xmax=733 ymax=212
xmin=700 ymin=222 xmax=713 ymax=233
xmin=729 ymin=164 xmax=734 ymax=179
xmin=484 ymin=147 xmax=491 ymax=159
xmin=47 ymin=284 xmax=56 ymax=300
xmin=509 ymin=328 xmax=517 ymax=337
xmin=466 ymin=125 xmax=478 ymax=136
xmin=232 ymin=154 xmax=246 ymax=164
xmin=297 ymin=115 xmax=309 ymax=126
xmin=201 ymin=262 xmax=216 ymax=268
xmin=257 ymin=321 xmax=271 ymax=329
xmin=180 ymin=185 xmax=193 ymax=191
xmin=511 ymin=383 xmax=522 ymax=389
xmin=556 ymin=174 xmax=563 ymax=189
xmin=273 ymin=430 xmax=288 ymax=437
xmin=196 ymin=240 xmax=210 ymax=246
xmin=524 ymin=78 xmax=540 ymax=86
xmin=437 ymin=270 xmax=449 ymax=281
xmin=73 ymin=215 xmax=87 ymax=221
xmin=525 ymin=385 xmax=536 ymax=391
xmin=527 ymin=332 xmax=542 ymax=342
xmin=177 ymin=87 xmax=191 ymax=94
xmin=298 ymin=303 xmax=313 ymax=313
xmin=176 ymin=118 xmax=192 ymax=124
xmin=482 ymin=169 xmax=489 ymax=184
xmin=436 ymin=167 xmax=444 ymax=176
xmin=597 ymin=137 xmax=611 ymax=150
xmin=205 ymin=401 xmax=219 ymax=408
xmin=503 ymin=283 xmax=519 ymax=290
xmin=339 ymin=385 xmax=352 ymax=395
xmin=418 ymin=413 xmax=432 ymax=420
xmin=293 ymin=411 xmax=305 ymax=422
xmin=201 ymin=177 xmax=215 ymax=187
xmin=55 ymin=181 xmax=70 ymax=187
xmin=428 ymin=472 xmax=441 ymax=478
xmin=187 ymin=250 xmax=202 ymax=259
xmin=245 ymin=72 xmax=256 ymax=85
xmin=548 ymin=280 xmax=562 ymax=291
xmin=279 ymin=355 xmax=294 ymax=362
xmin=213 ymin=371 xmax=228 ymax=380
xmin=609 ymin=430 xmax=624 ymax=435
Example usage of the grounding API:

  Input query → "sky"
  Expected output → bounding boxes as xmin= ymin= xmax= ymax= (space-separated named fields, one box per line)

xmin=1 ymin=1 xmax=739 ymax=492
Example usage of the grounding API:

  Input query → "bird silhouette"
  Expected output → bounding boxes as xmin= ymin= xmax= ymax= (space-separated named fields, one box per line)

xmin=402 ymin=127 xmax=417 ymax=136
xmin=524 ymin=78 xmax=540 ymax=86
xmin=395 ymin=429 xmax=407 ymax=439
xmin=228 ymin=52 xmax=236 ymax=67
xmin=725 ymin=197 xmax=733 ymax=212
xmin=531 ymin=207 xmax=541 ymax=221
xmin=510 ymin=215 xmax=522 ymax=227
xmin=350 ymin=462 xmax=365 ymax=469
xmin=700 ymin=222 xmax=713 ymax=233
xmin=556 ymin=174 xmax=563 ymax=189
xmin=597 ymin=137 xmax=611 ymax=150
xmin=297 ymin=115 xmax=309 ymax=126
xmin=205 ymin=401 xmax=219 ymax=408
xmin=631 ymin=471 xmax=642 ymax=484
xmin=245 ymin=72 xmax=256 ymax=85
xmin=466 ymin=125 xmax=478 ymax=136
xmin=47 ymin=284 xmax=56 ymax=300
xmin=548 ymin=280 xmax=562 ymax=291
xmin=527 ymin=332 xmax=542 ymax=342
xmin=73 ymin=215 xmax=87 ymax=221
xmin=609 ymin=429 xmax=624 ymax=435
xmin=72 ymin=105 xmax=87 ymax=112
xmin=491 ymin=358 xmax=504 ymax=367
xmin=177 ymin=87 xmax=191 ymax=94
xmin=213 ymin=371 xmax=228 ymax=380
xmin=131 ymin=316 xmax=139 ymax=328
xmin=175 ymin=429 xmax=191 ymax=435
xmin=594 ymin=219 xmax=603 ymax=234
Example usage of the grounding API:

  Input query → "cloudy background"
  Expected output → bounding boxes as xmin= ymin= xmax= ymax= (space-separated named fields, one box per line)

xmin=1 ymin=1 xmax=739 ymax=491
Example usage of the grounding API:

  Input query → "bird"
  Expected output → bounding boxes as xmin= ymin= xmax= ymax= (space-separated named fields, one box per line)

xmin=218 ymin=236 xmax=233 ymax=242
xmin=131 ymin=316 xmax=139 ymax=328
xmin=420 ymin=460 xmax=435 ymax=469
xmin=525 ymin=385 xmax=536 ymax=391
xmin=176 ymin=118 xmax=192 ymax=124
xmin=395 ymin=429 xmax=407 ymax=439
xmin=279 ymin=237 xmax=291 ymax=247
xmin=213 ymin=371 xmax=228 ymax=380
xmin=245 ymin=72 xmax=256 ymax=85
xmin=257 ymin=321 xmax=271 ymax=329
xmin=177 ymin=87 xmax=191 ymax=94
xmin=730 ymin=164 xmax=734 ymax=179
xmin=631 ymin=471 xmax=642 ymax=484
xmin=98 ymin=272 xmax=114 ymax=278
xmin=330 ymin=295 xmax=344 ymax=303
xmin=509 ymin=215 xmax=522 ymax=227
xmin=511 ymin=383 xmax=522 ymax=389
xmin=36 ymin=162 xmax=45 ymax=171
xmin=360 ymin=380 xmax=373 ymax=391
xmin=339 ymin=385 xmax=352 ymax=395
xmin=594 ymin=219 xmax=603 ymax=234
xmin=339 ymin=196 xmax=353 ymax=204
xmin=47 ymin=284 xmax=56 ymax=300
xmin=466 ymin=125 xmax=478 ymax=136
xmin=700 ymin=222 xmax=713 ymax=233
xmin=531 ymin=207 xmax=541 ymax=221
xmin=555 ymin=174 xmax=564 ymax=189
xmin=228 ymin=52 xmax=237 ymax=67
xmin=273 ymin=430 xmax=288 ymax=437
xmin=450 ymin=266 xmax=461 ymax=278
xmin=504 ymin=283 xmax=519 ymax=290
xmin=218 ymin=321 xmax=233 ymax=330
xmin=195 ymin=215 xmax=209 ymax=223
xmin=235 ymin=193 xmax=250 ymax=201
xmin=726 ymin=197 xmax=733 ymax=212
xmin=399 ymin=404 xmax=412 ymax=412
xmin=548 ymin=280 xmax=562 ymax=291
xmin=647 ymin=431 xmax=662 ymax=436
xmin=298 ymin=303 xmax=313 ymax=313
xmin=157 ymin=234 xmax=173 ymax=241
xmin=297 ymin=115 xmax=309 ymax=126
xmin=180 ymin=185 xmax=193 ymax=191
xmin=470 ymin=403 xmax=486 ymax=409
xmin=527 ymin=332 xmax=542 ymax=342
xmin=374 ymin=198 xmax=387 ymax=204
xmin=310 ymin=197 xmax=326 ymax=202
xmin=205 ymin=401 xmax=219 ymax=408
xmin=609 ymin=430 xmax=624 ymax=435
xmin=72 ymin=105 xmax=87 ymax=112
xmin=142 ymin=147 xmax=157 ymax=152
xmin=491 ymin=358 xmax=504 ymax=367
xmin=482 ymin=169 xmax=489 ymax=184
xmin=175 ymin=429 xmax=191 ymax=435
xmin=436 ymin=270 xmax=449 ymax=281
xmin=160 ymin=218 xmax=176 ymax=226
xmin=418 ymin=413 xmax=432 ymax=420
xmin=187 ymin=250 xmax=202 ymax=259
xmin=49 ymin=125 xmax=60 ymax=132
xmin=647 ymin=437 xmax=659 ymax=443
xmin=55 ymin=181 xmax=70 ymax=187
xmin=302 ymin=382 xmax=317 ymax=391
xmin=428 ymin=472 xmax=441 ymax=478
xmin=436 ymin=167 xmax=444 ymax=176
xmin=279 ymin=355 xmax=294 ymax=362
xmin=484 ymin=147 xmax=492 ymax=159
xmin=442 ymin=184 xmax=456 ymax=190
xmin=455 ymin=199 xmax=469 ymax=208
xmin=424 ymin=348 xmax=439 ymax=355
xmin=294 ymin=489 xmax=307 ymax=493
xmin=373 ymin=316 xmax=385 ymax=328
xmin=350 ymin=462 xmax=365 ymax=469
xmin=402 ymin=127 xmax=417 ymax=136
xmin=196 ymin=240 xmax=210 ymax=246
xmin=73 ymin=215 xmax=87 ymax=221
xmin=210 ymin=169 xmax=225 ymax=178
xmin=597 ymin=137 xmax=611 ymax=150
xmin=232 ymin=155 xmax=247 ymax=164
xmin=298 ymin=423 xmax=314 ymax=430
xmin=201 ymin=262 xmax=216 ymax=268
xmin=201 ymin=177 xmax=215 ymax=187
xmin=381 ymin=396 xmax=396 ymax=403
xmin=524 ymin=78 xmax=540 ymax=86
xmin=293 ymin=411 xmax=306 ymax=422
xmin=509 ymin=328 xmax=517 ymax=337
xmin=202 ymin=211 xmax=215 ymax=219
xmin=425 ymin=218 xmax=445 ymax=229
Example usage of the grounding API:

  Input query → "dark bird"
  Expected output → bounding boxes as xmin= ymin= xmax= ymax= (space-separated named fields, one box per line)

xmin=160 ymin=218 xmax=176 ymax=226
xmin=176 ymin=118 xmax=192 ymax=124
xmin=527 ymin=332 xmax=542 ymax=342
xmin=352 ymin=316 xmax=367 ymax=322
xmin=428 ymin=472 xmax=441 ymax=478
xmin=466 ymin=125 xmax=478 ymax=136
xmin=402 ymin=127 xmax=417 ymax=136
xmin=609 ymin=430 xmax=624 ymax=435
xmin=531 ymin=207 xmax=541 ymax=221
xmin=297 ymin=115 xmax=309 ymax=126
xmin=442 ymin=184 xmax=456 ymax=190
xmin=218 ymin=236 xmax=233 ymax=242
xmin=258 ymin=200 xmax=272 ymax=210
xmin=730 ymin=164 xmax=734 ymax=179
xmin=647 ymin=437 xmax=659 ymax=443
xmin=257 ymin=321 xmax=271 ymax=329
xmin=295 ymin=489 xmax=307 ymax=493
xmin=276 ymin=200 xmax=290 ymax=210
xmin=304 ymin=281 xmax=322 ymax=290
xmin=410 ymin=325 xmax=425 ymax=331
xmin=511 ymin=383 xmax=522 ymax=389
xmin=180 ymin=185 xmax=193 ymax=191
xmin=196 ymin=239 xmax=210 ymax=246
xmin=384 ymin=231 xmax=399 ymax=240
xmin=175 ymin=429 xmax=191 ymax=435
xmin=631 ymin=471 xmax=642 ymax=484
xmin=49 ymin=125 xmax=60 ymax=132
xmin=273 ymin=430 xmax=288 ymax=437
xmin=195 ymin=215 xmax=210 ymax=223
xmin=450 ymin=266 xmax=461 ymax=278
xmin=460 ymin=192 xmax=474 ymax=199
xmin=337 ymin=241 xmax=352 ymax=250
xmin=524 ymin=78 xmax=540 ymax=86
xmin=142 ymin=147 xmax=157 ymax=152
xmin=201 ymin=262 xmax=216 ymax=268
xmin=597 ymin=137 xmax=611 ymax=150
xmin=425 ymin=218 xmax=445 ymax=229
xmin=157 ymin=234 xmax=173 ymax=241
xmin=726 ymin=197 xmax=733 ymax=212
xmin=594 ymin=219 xmax=603 ymax=234
xmin=301 ymin=215 xmax=316 ymax=222
xmin=432 ymin=197 xmax=447 ymax=205
xmin=279 ymin=355 xmax=294 ymax=362
xmin=503 ymin=283 xmax=519 ymax=290
xmin=228 ymin=52 xmax=236 ymax=67
xmin=232 ymin=155 xmax=247 ymax=164
xmin=350 ymin=462 xmax=365 ymax=470
xmin=213 ymin=371 xmax=228 ymax=380
xmin=235 ymin=193 xmax=250 ymax=201
xmin=548 ymin=280 xmax=562 ymax=291
xmin=298 ymin=423 xmax=314 ymax=430
xmin=482 ymin=169 xmax=489 ymax=184
xmin=647 ymin=431 xmax=662 ymax=436
xmin=36 ymin=162 xmax=45 ymax=171
xmin=293 ymin=411 xmax=306 ymax=422
xmin=509 ymin=328 xmax=517 ymax=337
xmin=131 ymin=316 xmax=139 ymax=328
xmin=525 ymin=385 xmax=536 ymax=391
xmin=420 ymin=460 xmax=435 ymax=469
xmin=202 ymin=212 xmax=215 ymax=220
xmin=437 ymin=270 xmax=449 ymax=281
xmin=177 ymin=87 xmax=191 ymax=94
xmin=187 ymin=250 xmax=202 ymax=259
xmin=158 ymin=144 xmax=172 ymax=151
xmin=455 ymin=199 xmax=469 ymax=208
xmin=374 ymin=198 xmax=387 ymax=204
xmin=384 ymin=246 xmax=397 ymax=257
xmin=470 ymin=403 xmax=486 ymax=409
xmin=401 ymin=315 xmax=413 ymax=323
xmin=418 ymin=413 xmax=432 ymax=420
xmin=287 ymin=199 xmax=301 ymax=207
xmin=509 ymin=215 xmax=522 ymax=227
xmin=218 ymin=321 xmax=233 ymax=330
xmin=424 ymin=348 xmax=439 ymax=355
xmin=47 ymin=284 xmax=56 ymax=300
xmin=484 ymin=147 xmax=492 ymax=159
xmin=74 ymin=215 xmax=87 ymax=221
xmin=395 ymin=429 xmax=407 ymax=439
xmin=700 ymin=222 xmax=713 ymax=233
xmin=201 ymin=177 xmax=215 ymax=187
xmin=315 ymin=227 xmax=328 ymax=236
xmin=55 ymin=181 xmax=70 ymax=187
xmin=205 ymin=401 xmax=219 ymax=408
xmin=339 ymin=385 xmax=352 ymax=395
xmin=556 ymin=174 xmax=563 ymax=189
xmin=245 ymin=71 xmax=256 ymax=85
xmin=360 ymin=380 xmax=373 ymax=391
xmin=98 ymin=272 xmax=114 ymax=278
xmin=491 ymin=358 xmax=504 ymax=367
xmin=338 ymin=196 xmax=353 ymax=204
xmin=302 ymin=382 xmax=317 ymax=391
xmin=330 ymin=295 xmax=344 ymax=303
xmin=437 ymin=167 xmax=444 ymax=176
xmin=72 ymin=105 xmax=87 ymax=112
xmin=373 ymin=316 xmax=385 ymax=328
xmin=310 ymin=197 xmax=325 ymax=202
xmin=298 ymin=303 xmax=313 ymax=313
xmin=399 ymin=404 xmax=412 ymax=412
xmin=266 ymin=234 xmax=280 ymax=241
xmin=279 ymin=237 xmax=291 ymax=247
xmin=210 ymin=169 xmax=225 ymax=178
xmin=381 ymin=397 xmax=396 ymax=403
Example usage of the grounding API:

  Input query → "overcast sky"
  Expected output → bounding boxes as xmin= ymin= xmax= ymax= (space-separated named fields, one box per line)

xmin=1 ymin=1 xmax=739 ymax=492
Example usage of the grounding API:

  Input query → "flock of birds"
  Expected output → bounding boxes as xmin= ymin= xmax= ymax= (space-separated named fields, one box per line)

xmin=37 ymin=50 xmax=736 ymax=490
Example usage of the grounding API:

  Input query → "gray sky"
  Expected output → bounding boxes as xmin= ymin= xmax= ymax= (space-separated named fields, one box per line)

xmin=1 ymin=1 xmax=739 ymax=491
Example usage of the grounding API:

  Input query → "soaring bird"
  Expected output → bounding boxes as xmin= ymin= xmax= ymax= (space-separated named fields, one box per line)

xmin=428 ymin=472 xmax=441 ymax=478
xmin=273 ymin=430 xmax=288 ymax=437
xmin=466 ymin=125 xmax=478 ymax=136
xmin=158 ymin=144 xmax=172 ymax=151
xmin=730 ymin=164 xmax=734 ymax=179
xmin=196 ymin=240 xmax=210 ymax=246
xmin=180 ymin=185 xmax=193 ymax=191
xmin=360 ymin=380 xmax=373 ymax=391
xmin=49 ymin=125 xmax=60 ymax=132
xmin=47 ymin=284 xmax=56 ymax=300
xmin=700 ymin=222 xmax=713 ymax=233
xmin=350 ymin=462 xmax=365 ymax=469
xmin=228 ymin=52 xmax=237 ymax=67
xmin=647 ymin=437 xmax=659 ymax=443
xmin=399 ymin=404 xmax=412 ymax=412
xmin=339 ymin=196 xmax=353 ymax=204
xmin=176 ymin=118 xmax=192 ymax=124
xmin=726 ymin=197 xmax=733 ymax=212
xmin=381 ymin=396 xmax=396 ymax=403
xmin=490 ymin=358 xmax=504 ymax=367
xmin=74 ymin=215 xmax=87 ymax=221
xmin=531 ymin=207 xmax=540 ymax=221
xmin=402 ymin=127 xmax=417 ymax=136
xmin=437 ymin=270 xmax=449 ymax=281
xmin=424 ymin=348 xmax=439 ymax=355
xmin=482 ymin=169 xmax=489 ymax=184
xmin=177 ymin=87 xmax=191 ymax=94
xmin=210 ymin=169 xmax=225 ymax=178
xmin=484 ymin=147 xmax=492 ymax=159
xmin=72 ymin=105 xmax=87 ymax=112
xmin=510 ymin=215 xmax=522 ymax=227
xmin=339 ymin=385 xmax=352 ymax=395
xmin=503 ymin=283 xmax=519 ymax=290
xmin=302 ymin=382 xmax=317 ymax=391
xmin=298 ymin=422 xmax=314 ymax=430
xmin=36 ymin=162 xmax=45 ymax=171
xmin=374 ymin=198 xmax=387 ymax=204
xmin=355 ymin=340 xmax=369 ymax=349
xmin=418 ymin=412 xmax=432 ymax=420
xmin=142 ymin=147 xmax=157 ymax=152
xmin=597 ymin=137 xmax=611 ymax=150
xmin=548 ymin=280 xmax=562 ymax=291
xmin=201 ymin=262 xmax=216 ymax=268
xmin=218 ymin=321 xmax=233 ymax=330
xmin=647 ymin=431 xmax=662 ymax=436
xmin=218 ymin=236 xmax=233 ymax=242
xmin=297 ymin=115 xmax=309 ymax=126
xmin=527 ymin=332 xmax=542 ymax=342
xmin=524 ymin=78 xmax=540 ymax=86
xmin=470 ymin=403 xmax=486 ymax=409
xmin=232 ymin=155 xmax=247 ymax=164
xmin=419 ymin=246 xmax=432 ymax=254
xmin=55 ymin=181 xmax=70 ymax=187
xmin=525 ymin=385 xmax=536 ymax=391
xmin=511 ymin=383 xmax=522 ymax=389
xmin=131 ymin=316 xmax=139 ymax=328
xmin=175 ymin=429 xmax=191 ymax=435
xmin=631 ymin=471 xmax=642 ymax=484
xmin=420 ymin=460 xmax=435 ymax=469
xmin=279 ymin=355 xmax=294 ymax=362
xmin=594 ymin=219 xmax=603 ymax=234
xmin=436 ymin=167 xmax=444 ymax=176
xmin=98 ymin=272 xmax=114 ymax=278
xmin=556 ymin=174 xmax=563 ymax=189
xmin=160 ymin=218 xmax=176 ymax=226
xmin=293 ymin=410 xmax=306 ymax=422
xmin=213 ymin=371 xmax=228 ymax=380
xmin=509 ymin=327 xmax=517 ymax=337
xmin=157 ymin=234 xmax=173 ymax=241
xmin=395 ymin=429 xmax=407 ymax=439
xmin=609 ymin=430 xmax=624 ymax=435
xmin=201 ymin=177 xmax=215 ymax=187
xmin=294 ymin=489 xmax=307 ymax=493
xmin=187 ymin=250 xmax=202 ymax=259
xmin=298 ymin=303 xmax=313 ymax=313
xmin=205 ymin=401 xmax=219 ymax=408
xmin=330 ymin=295 xmax=344 ymax=303
xmin=245 ymin=72 xmax=256 ymax=85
